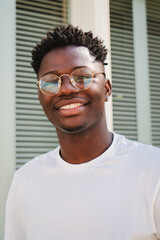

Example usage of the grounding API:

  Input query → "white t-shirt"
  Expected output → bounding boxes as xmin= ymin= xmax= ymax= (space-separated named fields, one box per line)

xmin=5 ymin=133 xmax=160 ymax=240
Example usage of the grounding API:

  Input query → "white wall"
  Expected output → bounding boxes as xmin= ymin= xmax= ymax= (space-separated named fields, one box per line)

xmin=132 ymin=0 xmax=151 ymax=144
xmin=0 ymin=0 xmax=16 ymax=238
xmin=69 ymin=0 xmax=113 ymax=130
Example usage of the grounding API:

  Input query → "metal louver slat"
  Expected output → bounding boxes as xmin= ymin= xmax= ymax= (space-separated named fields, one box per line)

xmin=110 ymin=0 xmax=137 ymax=140
xmin=147 ymin=0 xmax=160 ymax=147
xmin=16 ymin=0 xmax=68 ymax=169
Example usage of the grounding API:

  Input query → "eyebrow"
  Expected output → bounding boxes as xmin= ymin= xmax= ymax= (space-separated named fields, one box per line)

xmin=41 ymin=65 xmax=88 ymax=78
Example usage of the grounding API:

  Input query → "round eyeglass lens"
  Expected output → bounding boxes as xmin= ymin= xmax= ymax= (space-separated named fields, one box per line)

xmin=39 ymin=74 xmax=60 ymax=95
xmin=71 ymin=68 xmax=93 ymax=90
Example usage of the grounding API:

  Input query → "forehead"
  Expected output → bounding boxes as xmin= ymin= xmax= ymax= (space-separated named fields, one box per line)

xmin=38 ymin=45 xmax=103 ymax=77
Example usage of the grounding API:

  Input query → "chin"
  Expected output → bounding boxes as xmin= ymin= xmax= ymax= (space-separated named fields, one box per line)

xmin=56 ymin=123 xmax=88 ymax=134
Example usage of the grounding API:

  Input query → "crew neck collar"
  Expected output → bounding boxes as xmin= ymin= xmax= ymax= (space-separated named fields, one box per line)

xmin=55 ymin=132 xmax=121 ymax=171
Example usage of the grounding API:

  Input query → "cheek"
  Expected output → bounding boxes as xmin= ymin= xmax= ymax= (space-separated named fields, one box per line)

xmin=38 ymin=92 xmax=53 ymax=112
xmin=89 ymin=83 xmax=106 ymax=102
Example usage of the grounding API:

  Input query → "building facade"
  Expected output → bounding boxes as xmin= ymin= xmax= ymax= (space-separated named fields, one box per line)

xmin=0 ymin=0 xmax=159 ymax=238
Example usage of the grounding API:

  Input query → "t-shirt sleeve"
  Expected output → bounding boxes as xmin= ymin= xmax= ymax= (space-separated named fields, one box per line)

xmin=4 ymin=177 xmax=25 ymax=240
xmin=154 ymin=184 xmax=160 ymax=239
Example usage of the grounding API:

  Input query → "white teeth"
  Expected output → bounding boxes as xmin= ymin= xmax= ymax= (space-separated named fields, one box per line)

xmin=60 ymin=103 xmax=83 ymax=110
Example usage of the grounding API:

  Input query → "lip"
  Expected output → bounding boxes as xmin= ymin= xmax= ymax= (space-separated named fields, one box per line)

xmin=54 ymin=97 xmax=89 ymax=116
xmin=59 ymin=103 xmax=83 ymax=110
xmin=54 ymin=97 xmax=89 ymax=110
xmin=58 ymin=104 xmax=87 ymax=116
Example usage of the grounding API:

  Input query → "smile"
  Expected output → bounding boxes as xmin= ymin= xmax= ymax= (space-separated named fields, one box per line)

xmin=60 ymin=103 xmax=83 ymax=110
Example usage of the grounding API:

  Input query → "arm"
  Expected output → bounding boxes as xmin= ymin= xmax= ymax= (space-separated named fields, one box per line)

xmin=4 ymin=177 xmax=25 ymax=240
xmin=154 ymin=184 xmax=160 ymax=240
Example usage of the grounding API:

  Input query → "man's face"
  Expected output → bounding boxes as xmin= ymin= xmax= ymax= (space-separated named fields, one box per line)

xmin=38 ymin=45 xmax=111 ymax=134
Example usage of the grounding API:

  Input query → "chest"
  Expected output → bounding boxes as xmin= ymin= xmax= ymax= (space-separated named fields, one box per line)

xmin=22 ymin=169 xmax=157 ymax=240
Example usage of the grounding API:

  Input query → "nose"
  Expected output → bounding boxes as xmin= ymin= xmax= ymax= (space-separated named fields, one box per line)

xmin=57 ymin=75 xmax=79 ymax=97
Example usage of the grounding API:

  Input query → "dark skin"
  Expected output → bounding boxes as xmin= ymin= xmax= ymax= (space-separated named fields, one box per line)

xmin=38 ymin=45 xmax=112 ymax=164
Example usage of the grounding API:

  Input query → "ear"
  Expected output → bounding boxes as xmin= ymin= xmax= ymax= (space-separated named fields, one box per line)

xmin=105 ymin=79 xmax=112 ymax=102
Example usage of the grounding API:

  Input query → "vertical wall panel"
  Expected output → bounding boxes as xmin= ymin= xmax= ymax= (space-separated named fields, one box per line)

xmin=147 ymin=0 xmax=160 ymax=147
xmin=110 ymin=0 xmax=137 ymax=140
xmin=16 ymin=0 xmax=68 ymax=168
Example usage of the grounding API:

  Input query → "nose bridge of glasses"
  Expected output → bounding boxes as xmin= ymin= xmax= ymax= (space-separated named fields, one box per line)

xmin=59 ymin=73 xmax=74 ymax=87
xmin=60 ymin=73 xmax=70 ymax=80
xmin=56 ymin=73 xmax=80 ymax=95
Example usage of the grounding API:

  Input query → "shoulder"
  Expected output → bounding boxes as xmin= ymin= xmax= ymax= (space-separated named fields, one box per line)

xmin=14 ymin=146 xmax=60 ymax=181
xmin=115 ymin=132 xmax=160 ymax=155
xmin=114 ymin=132 xmax=160 ymax=167
xmin=113 ymin=133 xmax=160 ymax=190
xmin=125 ymin=136 xmax=159 ymax=158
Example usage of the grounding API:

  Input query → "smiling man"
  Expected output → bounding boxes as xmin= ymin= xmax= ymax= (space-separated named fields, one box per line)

xmin=5 ymin=25 xmax=160 ymax=240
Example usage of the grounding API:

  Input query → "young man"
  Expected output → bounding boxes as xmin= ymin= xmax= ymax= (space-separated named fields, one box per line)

xmin=5 ymin=24 xmax=160 ymax=240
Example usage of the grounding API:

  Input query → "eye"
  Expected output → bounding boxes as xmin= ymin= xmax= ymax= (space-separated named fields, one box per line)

xmin=42 ymin=80 xmax=56 ymax=88
xmin=75 ymin=75 xmax=91 ymax=83
xmin=39 ymin=79 xmax=60 ymax=94
xmin=75 ymin=76 xmax=85 ymax=82
xmin=70 ymin=68 xmax=93 ymax=90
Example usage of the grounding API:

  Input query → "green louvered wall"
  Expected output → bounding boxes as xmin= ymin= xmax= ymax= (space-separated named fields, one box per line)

xmin=16 ymin=0 xmax=68 ymax=168
xmin=110 ymin=0 xmax=137 ymax=140
xmin=147 ymin=0 xmax=160 ymax=147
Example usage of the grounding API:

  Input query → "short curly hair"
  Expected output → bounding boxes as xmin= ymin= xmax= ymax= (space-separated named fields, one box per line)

xmin=31 ymin=24 xmax=108 ymax=75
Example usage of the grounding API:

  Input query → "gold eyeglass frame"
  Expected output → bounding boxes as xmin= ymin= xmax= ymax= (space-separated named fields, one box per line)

xmin=37 ymin=68 xmax=105 ymax=96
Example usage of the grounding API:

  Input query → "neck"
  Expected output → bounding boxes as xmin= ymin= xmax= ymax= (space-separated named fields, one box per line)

xmin=56 ymin=120 xmax=113 ymax=164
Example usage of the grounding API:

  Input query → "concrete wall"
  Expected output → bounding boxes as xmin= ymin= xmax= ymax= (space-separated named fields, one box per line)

xmin=69 ymin=0 xmax=113 ymax=130
xmin=0 ymin=0 xmax=16 ymax=238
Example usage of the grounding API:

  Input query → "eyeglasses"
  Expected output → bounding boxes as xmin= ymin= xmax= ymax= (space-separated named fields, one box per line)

xmin=37 ymin=68 xmax=105 ymax=96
